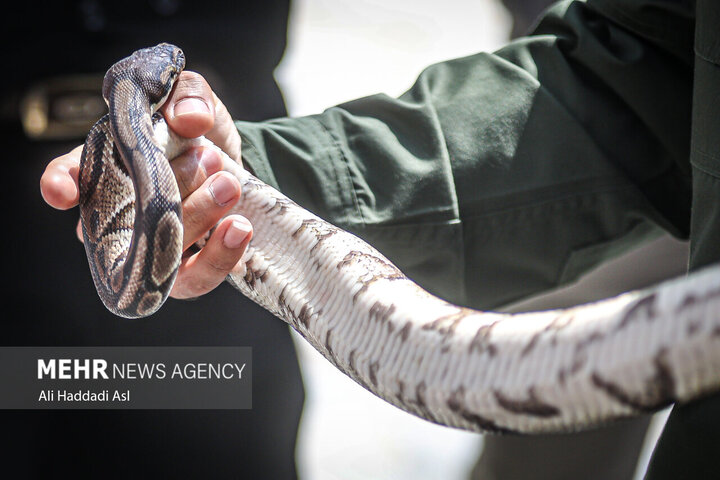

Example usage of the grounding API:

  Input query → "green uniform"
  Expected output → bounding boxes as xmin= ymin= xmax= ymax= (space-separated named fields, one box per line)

xmin=237 ymin=1 xmax=717 ymax=477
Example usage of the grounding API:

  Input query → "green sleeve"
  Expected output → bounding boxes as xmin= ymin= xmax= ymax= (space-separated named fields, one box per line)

xmin=236 ymin=0 xmax=693 ymax=309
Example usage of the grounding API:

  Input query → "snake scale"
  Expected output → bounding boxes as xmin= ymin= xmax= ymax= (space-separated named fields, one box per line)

xmin=79 ymin=44 xmax=720 ymax=434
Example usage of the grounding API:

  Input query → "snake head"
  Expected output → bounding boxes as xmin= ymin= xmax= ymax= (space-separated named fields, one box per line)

xmin=102 ymin=43 xmax=186 ymax=111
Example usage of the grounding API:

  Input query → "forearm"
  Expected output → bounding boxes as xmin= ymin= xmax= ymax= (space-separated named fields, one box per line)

xmin=237 ymin=0 xmax=693 ymax=309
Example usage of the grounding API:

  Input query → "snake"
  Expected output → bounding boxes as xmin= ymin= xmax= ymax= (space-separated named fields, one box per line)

xmin=78 ymin=43 xmax=720 ymax=434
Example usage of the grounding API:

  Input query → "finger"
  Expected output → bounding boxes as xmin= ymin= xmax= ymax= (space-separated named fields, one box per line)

xmin=182 ymin=171 xmax=241 ymax=250
xmin=171 ymin=215 xmax=252 ymax=299
xmin=161 ymin=71 xmax=241 ymax=163
xmin=161 ymin=70 xmax=215 ymax=138
xmin=76 ymin=219 xmax=84 ymax=243
xmin=40 ymin=145 xmax=83 ymax=210
xmin=170 ymin=146 xmax=223 ymax=200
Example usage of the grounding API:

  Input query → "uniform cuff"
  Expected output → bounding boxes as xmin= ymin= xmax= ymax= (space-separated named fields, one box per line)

xmin=234 ymin=120 xmax=281 ymax=190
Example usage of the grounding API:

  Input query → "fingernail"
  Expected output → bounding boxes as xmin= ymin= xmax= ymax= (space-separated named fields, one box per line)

xmin=174 ymin=97 xmax=211 ymax=116
xmin=224 ymin=219 xmax=251 ymax=249
xmin=208 ymin=174 xmax=237 ymax=206
xmin=199 ymin=149 xmax=221 ymax=176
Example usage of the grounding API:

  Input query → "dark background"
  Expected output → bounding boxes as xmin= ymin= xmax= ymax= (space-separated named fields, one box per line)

xmin=1 ymin=2 xmax=303 ymax=478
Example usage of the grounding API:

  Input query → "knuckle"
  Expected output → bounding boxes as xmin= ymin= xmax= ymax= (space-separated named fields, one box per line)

xmin=193 ymin=277 xmax=221 ymax=296
xmin=173 ymin=268 xmax=220 ymax=298
xmin=183 ymin=188 xmax=225 ymax=229
xmin=175 ymin=70 xmax=212 ymax=98
xmin=172 ymin=150 xmax=206 ymax=197
xmin=182 ymin=206 xmax=218 ymax=245
xmin=182 ymin=200 xmax=206 ymax=228
xmin=175 ymin=169 xmax=193 ymax=198
xmin=204 ymin=252 xmax=238 ymax=275
xmin=180 ymin=70 xmax=207 ymax=84
xmin=176 ymin=279 xmax=213 ymax=299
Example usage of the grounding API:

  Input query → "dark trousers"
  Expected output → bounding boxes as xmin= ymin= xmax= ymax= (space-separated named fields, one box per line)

xmin=646 ymin=1 xmax=720 ymax=478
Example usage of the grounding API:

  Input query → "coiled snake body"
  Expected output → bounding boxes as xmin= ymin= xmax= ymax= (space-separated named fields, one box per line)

xmin=79 ymin=44 xmax=720 ymax=434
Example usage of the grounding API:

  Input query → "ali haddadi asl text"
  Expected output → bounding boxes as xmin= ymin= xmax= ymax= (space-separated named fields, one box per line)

xmin=38 ymin=389 xmax=130 ymax=402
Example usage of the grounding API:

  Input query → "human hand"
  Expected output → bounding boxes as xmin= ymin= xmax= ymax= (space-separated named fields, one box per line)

xmin=40 ymin=71 xmax=252 ymax=299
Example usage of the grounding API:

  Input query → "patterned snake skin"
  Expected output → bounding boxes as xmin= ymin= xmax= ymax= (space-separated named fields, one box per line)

xmin=79 ymin=44 xmax=185 ymax=318
xmin=79 ymin=44 xmax=720 ymax=434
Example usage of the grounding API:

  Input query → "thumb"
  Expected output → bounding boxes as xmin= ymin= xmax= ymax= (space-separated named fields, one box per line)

xmin=161 ymin=70 xmax=216 ymax=138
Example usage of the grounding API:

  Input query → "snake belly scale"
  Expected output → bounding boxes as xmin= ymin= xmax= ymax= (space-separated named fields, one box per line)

xmin=79 ymin=44 xmax=720 ymax=434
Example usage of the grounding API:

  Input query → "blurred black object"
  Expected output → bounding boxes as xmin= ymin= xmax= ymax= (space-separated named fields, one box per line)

xmin=1 ymin=2 xmax=303 ymax=478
